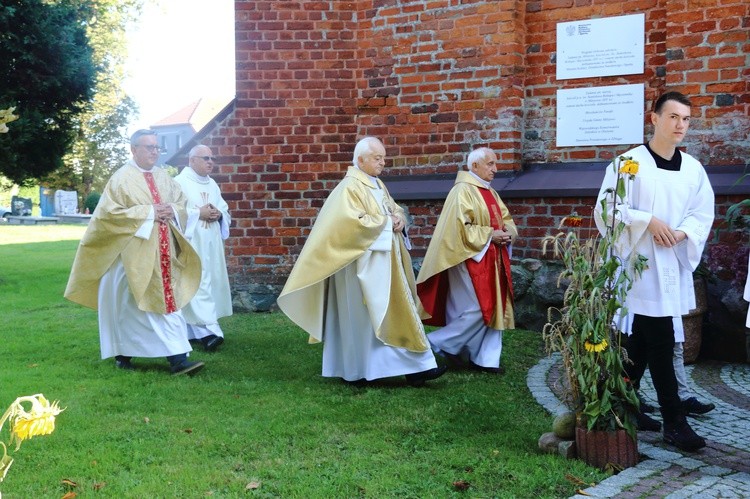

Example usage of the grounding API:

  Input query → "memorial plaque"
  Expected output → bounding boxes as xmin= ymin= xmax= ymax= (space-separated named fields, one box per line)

xmin=557 ymin=13 xmax=644 ymax=80
xmin=556 ymin=83 xmax=644 ymax=147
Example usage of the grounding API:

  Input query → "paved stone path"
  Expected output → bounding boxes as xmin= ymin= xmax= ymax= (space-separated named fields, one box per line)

xmin=528 ymin=355 xmax=750 ymax=498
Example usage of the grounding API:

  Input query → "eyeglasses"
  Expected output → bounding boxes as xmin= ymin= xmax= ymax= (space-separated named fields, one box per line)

xmin=138 ymin=145 xmax=162 ymax=153
xmin=195 ymin=156 xmax=216 ymax=161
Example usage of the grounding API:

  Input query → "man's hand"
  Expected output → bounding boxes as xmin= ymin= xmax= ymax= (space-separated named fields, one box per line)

xmin=154 ymin=203 xmax=175 ymax=223
xmin=647 ymin=216 xmax=685 ymax=247
xmin=391 ymin=214 xmax=404 ymax=233
xmin=199 ymin=203 xmax=222 ymax=222
xmin=491 ymin=228 xmax=512 ymax=246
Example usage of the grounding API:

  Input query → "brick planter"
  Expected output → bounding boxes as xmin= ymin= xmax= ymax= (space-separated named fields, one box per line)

xmin=576 ymin=426 xmax=639 ymax=471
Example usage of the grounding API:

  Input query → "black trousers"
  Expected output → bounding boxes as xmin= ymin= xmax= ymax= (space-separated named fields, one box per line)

xmin=624 ymin=314 xmax=682 ymax=424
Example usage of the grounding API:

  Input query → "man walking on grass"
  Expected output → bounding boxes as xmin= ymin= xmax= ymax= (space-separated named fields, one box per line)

xmin=416 ymin=147 xmax=516 ymax=375
xmin=278 ymin=136 xmax=446 ymax=387
xmin=174 ymin=144 xmax=233 ymax=352
xmin=65 ymin=129 xmax=205 ymax=376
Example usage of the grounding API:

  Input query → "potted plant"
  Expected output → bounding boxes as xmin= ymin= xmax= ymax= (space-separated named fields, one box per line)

xmin=542 ymin=155 xmax=648 ymax=471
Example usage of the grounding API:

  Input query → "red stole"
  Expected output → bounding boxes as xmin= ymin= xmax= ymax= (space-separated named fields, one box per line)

xmin=465 ymin=188 xmax=513 ymax=326
xmin=143 ymin=171 xmax=177 ymax=314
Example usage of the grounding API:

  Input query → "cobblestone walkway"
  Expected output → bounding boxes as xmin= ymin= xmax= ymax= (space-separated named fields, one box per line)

xmin=528 ymin=355 xmax=750 ymax=498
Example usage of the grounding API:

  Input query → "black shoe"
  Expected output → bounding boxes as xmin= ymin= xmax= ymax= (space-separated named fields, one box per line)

xmin=115 ymin=356 xmax=135 ymax=370
xmin=637 ymin=392 xmax=656 ymax=413
xmin=203 ymin=335 xmax=224 ymax=352
xmin=663 ymin=417 xmax=706 ymax=452
xmin=170 ymin=360 xmax=205 ymax=376
xmin=344 ymin=378 xmax=368 ymax=387
xmin=681 ymin=397 xmax=715 ymax=416
xmin=405 ymin=365 xmax=448 ymax=387
xmin=439 ymin=351 xmax=465 ymax=369
xmin=470 ymin=361 xmax=505 ymax=374
xmin=636 ymin=411 xmax=662 ymax=432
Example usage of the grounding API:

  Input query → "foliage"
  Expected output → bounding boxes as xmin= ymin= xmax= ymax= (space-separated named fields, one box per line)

xmin=84 ymin=191 xmax=101 ymax=214
xmin=542 ymin=156 xmax=648 ymax=439
xmin=0 ymin=107 xmax=19 ymax=134
xmin=0 ymin=0 xmax=97 ymax=184
xmin=42 ymin=0 xmax=144 ymax=200
xmin=161 ymin=164 xmax=179 ymax=177
xmin=0 ymin=225 xmax=609 ymax=497
xmin=709 ymin=171 xmax=750 ymax=289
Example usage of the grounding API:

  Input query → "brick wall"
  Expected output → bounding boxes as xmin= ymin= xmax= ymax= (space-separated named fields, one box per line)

xmin=206 ymin=0 xmax=749 ymax=305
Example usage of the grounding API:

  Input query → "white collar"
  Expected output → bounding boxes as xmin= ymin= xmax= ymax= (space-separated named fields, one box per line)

xmin=468 ymin=170 xmax=491 ymax=188
xmin=130 ymin=159 xmax=157 ymax=174
xmin=182 ymin=166 xmax=211 ymax=185
xmin=355 ymin=165 xmax=380 ymax=188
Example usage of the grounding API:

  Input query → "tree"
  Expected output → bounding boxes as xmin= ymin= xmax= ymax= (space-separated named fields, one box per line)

xmin=0 ymin=0 xmax=97 ymax=185
xmin=43 ymin=0 xmax=144 ymax=202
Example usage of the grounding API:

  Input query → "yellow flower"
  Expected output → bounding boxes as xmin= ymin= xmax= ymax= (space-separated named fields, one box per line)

xmin=0 ymin=394 xmax=63 ymax=484
xmin=618 ymin=158 xmax=639 ymax=176
xmin=12 ymin=410 xmax=59 ymax=442
xmin=2 ymin=395 xmax=64 ymax=451
xmin=584 ymin=338 xmax=608 ymax=352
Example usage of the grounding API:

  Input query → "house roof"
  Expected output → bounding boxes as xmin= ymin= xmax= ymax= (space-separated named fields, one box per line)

xmin=163 ymin=97 xmax=236 ymax=167
xmin=151 ymin=96 xmax=232 ymax=132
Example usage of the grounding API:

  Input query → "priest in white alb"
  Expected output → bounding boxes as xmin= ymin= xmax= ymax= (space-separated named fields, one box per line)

xmin=65 ymin=129 xmax=205 ymax=376
xmin=277 ymin=136 xmax=446 ymax=386
xmin=175 ymin=145 xmax=233 ymax=352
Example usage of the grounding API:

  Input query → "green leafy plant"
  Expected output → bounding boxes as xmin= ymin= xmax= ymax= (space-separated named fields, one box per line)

xmin=719 ymin=172 xmax=749 ymax=237
xmin=542 ymin=156 xmax=648 ymax=438
xmin=84 ymin=191 xmax=101 ymax=214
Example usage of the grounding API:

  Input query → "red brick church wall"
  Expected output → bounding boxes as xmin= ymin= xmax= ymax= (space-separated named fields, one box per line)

xmin=204 ymin=1 xmax=749 ymax=303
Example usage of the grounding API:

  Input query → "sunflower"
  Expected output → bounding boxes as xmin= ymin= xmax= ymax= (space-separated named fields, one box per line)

xmin=583 ymin=338 xmax=609 ymax=353
xmin=618 ymin=157 xmax=639 ymax=176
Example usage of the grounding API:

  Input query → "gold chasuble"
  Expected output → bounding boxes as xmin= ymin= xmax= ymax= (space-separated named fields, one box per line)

xmin=416 ymin=171 xmax=516 ymax=331
xmin=277 ymin=166 xmax=429 ymax=352
xmin=65 ymin=162 xmax=201 ymax=314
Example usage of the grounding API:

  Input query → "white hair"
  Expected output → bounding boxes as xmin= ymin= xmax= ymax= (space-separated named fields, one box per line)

xmin=466 ymin=147 xmax=492 ymax=170
xmin=188 ymin=144 xmax=210 ymax=158
xmin=353 ymin=136 xmax=383 ymax=164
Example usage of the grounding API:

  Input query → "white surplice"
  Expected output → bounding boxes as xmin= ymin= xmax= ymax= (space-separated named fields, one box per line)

xmin=594 ymin=145 xmax=715 ymax=332
xmin=174 ymin=167 xmax=233 ymax=340
xmin=321 ymin=175 xmax=436 ymax=381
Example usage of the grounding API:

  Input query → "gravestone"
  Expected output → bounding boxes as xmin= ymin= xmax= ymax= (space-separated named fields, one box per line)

xmin=11 ymin=195 xmax=32 ymax=216
xmin=54 ymin=190 xmax=79 ymax=215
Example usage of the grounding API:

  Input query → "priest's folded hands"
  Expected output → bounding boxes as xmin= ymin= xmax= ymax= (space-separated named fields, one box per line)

xmin=154 ymin=203 xmax=175 ymax=223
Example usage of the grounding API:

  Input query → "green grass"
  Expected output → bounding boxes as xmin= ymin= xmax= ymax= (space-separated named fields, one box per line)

xmin=0 ymin=225 xmax=607 ymax=498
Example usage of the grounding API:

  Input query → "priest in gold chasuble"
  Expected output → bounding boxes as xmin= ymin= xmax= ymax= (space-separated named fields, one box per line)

xmin=416 ymin=147 xmax=516 ymax=374
xmin=278 ymin=137 xmax=446 ymax=386
xmin=65 ymin=130 xmax=204 ymax=375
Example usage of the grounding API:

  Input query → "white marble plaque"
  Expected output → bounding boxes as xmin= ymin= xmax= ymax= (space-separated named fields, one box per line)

xmin=557 ymin=13 xmax=644 ymax=80
xmin=556 ymin=83 xmax=644 ymax=147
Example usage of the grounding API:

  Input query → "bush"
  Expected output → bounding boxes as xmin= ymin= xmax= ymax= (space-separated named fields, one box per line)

xmin=84 ymin=192 xmax=101 ymax=214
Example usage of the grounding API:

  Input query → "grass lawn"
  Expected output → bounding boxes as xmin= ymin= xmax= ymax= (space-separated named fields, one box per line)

xmin=0 ymin=225 xmax=607 ymax=497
